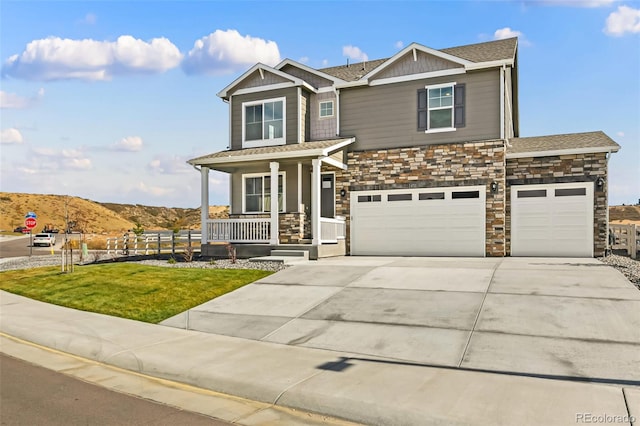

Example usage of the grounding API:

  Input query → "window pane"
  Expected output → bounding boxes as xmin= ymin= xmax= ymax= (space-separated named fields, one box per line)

xmin=555 ymin=188 xmax=586 ymax=197
xmin=518 ymin=189 xmax=547 ymax=198
xmin=388 ymin=193 xmax=412 ymax=201
xmin=273 ymin=101 xmax=283 ymax=120
xmin=245 ymin=105 xmax=263 ymax=140
xmin=430 ymin=109 xmax=452 ymax=129
xmin=246 ymin=123 xmax=262 ymax=140
xmin=264 ymin=120 xmax=283 ymax=139
xmin=245 ymin=177 xmax=262 ymax=212
xmin=264 ymin=102 xmax=274 ymax=120
xmin=419 ymin=192 xmax=445 ymax=200
xmin=452 ymin=190 xmax=480 ymax=199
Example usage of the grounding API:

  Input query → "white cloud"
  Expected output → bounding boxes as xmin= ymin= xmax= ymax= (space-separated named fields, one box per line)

xmin=298 ymin=56 xmax=309 ymax=64
xmin=30 ymin=145 xmax=92 ymax=171
xmin=342 ymin=45 xmax=368 ymax=62
xmin=112 ymin=136 xmax=143 ymax=152
xmin=182 ymin=29 xmax=281 ymax=75
xmin=394 ymin=41 xmax=404 ymax=49
xmin=494 ymin=27 xmax=523 ymax=40
xmin=0 ymin=128 xmax=24 ymax=144
xmin=321 ymin=59 xmax=329 ymax=67
xmin=537 ymin=0 xmax=616 ymax=7
xmin=493 ymin=27 xmax=531 ymax=46
xmin=616 ymin=131 xmax=625 ymax=137
xmin=0 ymin=88 xmax=44 ymax=109
xmin=148 ymin=155 xmax=190 ymax=174
xmin=80 ymin=13 xmax=97 ymax=25
xmin=134 ymin=181 xmax=174 ymax=197
xmin=2 ymin=36 xmax=182 ymax=81
xmin=604 ymin=5 xmax=640 ymax=36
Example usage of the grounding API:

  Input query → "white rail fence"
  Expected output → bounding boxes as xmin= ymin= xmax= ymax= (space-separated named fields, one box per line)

xmin=107 ymin=231 xmax=201 ymax=256
xmin=610 ymin=224 xmax=639 ymax=259
xmin=320 ymin=217 xmax=346 ymax=244
xmin=207 ymin=219 xmax=271 ymax=243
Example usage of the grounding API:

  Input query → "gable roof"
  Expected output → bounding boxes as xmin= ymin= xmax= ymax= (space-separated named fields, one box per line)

xmin=319 ymin=38 xmax=518 ymax=82
xmin=507 ymin=131 xmax=620 ymax=158
xmin=275 ymin=59 xmax=346 ymax=85
xmin=217 ymin=63 xmax=312 ymax=99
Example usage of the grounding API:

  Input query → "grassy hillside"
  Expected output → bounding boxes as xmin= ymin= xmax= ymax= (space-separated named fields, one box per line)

xmin=0 ymin=192 xmax=229 ymax=234
xmin=0 ymin=192 xmax=135 ymax=233
xmin=609 ymin=205 xmax=640 ymax=224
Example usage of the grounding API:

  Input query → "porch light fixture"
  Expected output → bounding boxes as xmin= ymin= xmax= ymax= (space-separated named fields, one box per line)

xmin=340 ymin=189 xmax=347 ymax=197
xmin=596 ymin=177 xmax=605 ymax=188
xmin=490 ymin=182 xmax=499 ymax=193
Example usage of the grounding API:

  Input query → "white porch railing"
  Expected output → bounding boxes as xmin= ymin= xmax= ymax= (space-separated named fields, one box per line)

xmin=320 ymin=217 xmax=346 ymax=244
xmin=207 ymin=219 xmax=271 ymax=243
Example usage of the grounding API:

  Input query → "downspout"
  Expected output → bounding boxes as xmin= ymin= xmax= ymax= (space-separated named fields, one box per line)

xmin=334 ymin=87 xmax=341 ymax=136
xmin=225 ymin=97 xmax=231 ymax=149
xmin=605 ymin=152 xmax=611 ymax=255
xmin=500 ymin=65 xmax=505 ymax=141
xmin=298 ymin=87 xmax=303 ymax=143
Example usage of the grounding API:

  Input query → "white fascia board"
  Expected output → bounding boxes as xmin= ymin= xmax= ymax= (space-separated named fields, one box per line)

xmin=321 ymin=137 xmax=356 ymax=155
xmin=369 ymin=68 xmax=466 ymax=87
xmin=275 ymin=59 xmax=346 ymax=85
xmin=361 ymin=42 xmax=472 ymax=82
xmin=335 ymin=80 xmax=369 ymax=89
xmin=217 ymin=63 xmax=303 ymax=99
xmin=321 ymin=156 xmax=347 ymax=170
xmin=232 ymin=82 xmax=296 ymax=96
xmin=465 ymin=59 xmax=514 ymax=71
xmin=506 ymin=146 xmax=620 ymax=159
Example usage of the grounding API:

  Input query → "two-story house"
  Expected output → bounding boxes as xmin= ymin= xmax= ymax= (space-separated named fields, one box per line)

xmin=188 ymin=37 xmax=619 ymax=259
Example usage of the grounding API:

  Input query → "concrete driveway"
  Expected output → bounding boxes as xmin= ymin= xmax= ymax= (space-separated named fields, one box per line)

xmin=162 ymin=257 xmax=640 ymax=384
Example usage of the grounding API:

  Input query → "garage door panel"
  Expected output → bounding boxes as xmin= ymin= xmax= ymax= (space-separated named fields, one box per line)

xmin=511 ymin=182 xmax=593 ymax=257
xmin=351 ymin=186 xmax=486 ymax=257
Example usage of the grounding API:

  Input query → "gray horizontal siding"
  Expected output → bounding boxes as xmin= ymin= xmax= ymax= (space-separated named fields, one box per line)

xmin=340 ymin=69 xmax=501 ymax=151
xmin=230 ymin=87 xmax=298 ymax=150
xmin=230 ymin=162 xmax=301 ymax=215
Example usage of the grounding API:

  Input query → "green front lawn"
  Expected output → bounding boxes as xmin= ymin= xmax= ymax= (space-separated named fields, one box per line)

xmin=0 ymin=263 xmax=272 ymax=323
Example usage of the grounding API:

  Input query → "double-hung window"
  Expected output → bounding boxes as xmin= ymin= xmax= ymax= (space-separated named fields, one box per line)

xmin=243 ymin=97 xmax=285 ymax=147
xmin=417 ymin=83 xmax=465 ymax=133
xmin=243 ymin=173 xmax=285 ymax=213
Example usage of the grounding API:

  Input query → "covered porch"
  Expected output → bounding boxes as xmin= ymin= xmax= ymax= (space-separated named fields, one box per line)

xmin=188 ymin=138 xmax=354 ymax=258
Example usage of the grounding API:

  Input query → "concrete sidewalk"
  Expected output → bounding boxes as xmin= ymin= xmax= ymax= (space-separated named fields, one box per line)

xmin=1 ymin=290 xmax=638 ymax=426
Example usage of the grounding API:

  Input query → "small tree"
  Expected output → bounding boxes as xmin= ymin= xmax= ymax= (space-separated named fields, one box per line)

xmin=132 ymin=222 xmax=144 ymax=236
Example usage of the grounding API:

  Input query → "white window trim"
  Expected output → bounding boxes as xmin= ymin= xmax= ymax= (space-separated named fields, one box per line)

xmin=319 ymin=100 xmax=334 ymax=118
xmin=242 ymin=96 xmax=286 ymax=148
xmin=242 ymin=171 xmax=287 ymax=214
xmin=425 ymin=82 xmax=456 ymax=134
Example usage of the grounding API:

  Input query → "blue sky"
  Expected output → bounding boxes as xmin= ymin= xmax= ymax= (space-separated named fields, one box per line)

xmin=1 ymin=0 xmax=638 ymax=208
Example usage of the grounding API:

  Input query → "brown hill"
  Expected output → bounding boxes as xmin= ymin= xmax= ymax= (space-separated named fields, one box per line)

xmin=609 ymin=205 xmax=640 ymax=224
xmin=0 ymin=192 xmax=134 ymax=233
xmin=0 ymin=192 xmax=229 ymax=234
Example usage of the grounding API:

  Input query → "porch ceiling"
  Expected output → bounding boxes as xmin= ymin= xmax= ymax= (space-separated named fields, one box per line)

xmin=188 ymin=138 xmax=355 ymax=171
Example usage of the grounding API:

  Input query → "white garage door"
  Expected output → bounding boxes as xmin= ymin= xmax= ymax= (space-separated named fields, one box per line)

xmin=511 ymin=182 xmax=593 ymax=257
xmin=350 ymin=186 xmax=486 ymax=257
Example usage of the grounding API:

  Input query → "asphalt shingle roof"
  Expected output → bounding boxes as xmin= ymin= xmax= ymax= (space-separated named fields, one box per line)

xmin=319 ymin=38 xmax=518 ymax=82
xmin=188 ymin=138 xmax=353 ymax=164
xmin=507 ymin=131 xmax=620 ymax=155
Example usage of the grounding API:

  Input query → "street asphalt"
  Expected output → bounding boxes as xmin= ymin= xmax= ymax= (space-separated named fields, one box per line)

xmin=1 ymin=256 xmax=639 ymax=425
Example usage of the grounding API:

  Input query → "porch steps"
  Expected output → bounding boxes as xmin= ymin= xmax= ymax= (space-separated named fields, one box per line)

xmin=249 ymin=249 xmax=310 ymax=264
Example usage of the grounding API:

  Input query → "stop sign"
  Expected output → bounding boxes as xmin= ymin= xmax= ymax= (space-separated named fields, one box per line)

xmin=25 ymin=217 xmax=37 ymax=230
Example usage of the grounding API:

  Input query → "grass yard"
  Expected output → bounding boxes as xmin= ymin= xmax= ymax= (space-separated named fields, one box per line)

xmin=0 ymin=263 xmax=273 ymax=323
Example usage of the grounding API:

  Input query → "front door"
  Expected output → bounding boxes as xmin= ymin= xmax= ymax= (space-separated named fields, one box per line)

xmin=321 ymin=173 xmax=335 ymax=218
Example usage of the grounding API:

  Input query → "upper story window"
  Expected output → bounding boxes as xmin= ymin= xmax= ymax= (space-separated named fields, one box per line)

xmin=417 ymin=83 xmax=465 ymax=134
xmin=319 ymin=100 xmax=334 ymax=118
xmin=243 ymin=97 xmax=285 ymax=147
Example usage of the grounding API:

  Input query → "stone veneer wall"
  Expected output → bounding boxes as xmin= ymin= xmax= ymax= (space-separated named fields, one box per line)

xmin=506 ymin=153 xmax=608 ymax=256
xmin=229 ymin=212 xmax=307 ymax=244
xmin=335 ymin=140 xmax=507 ymax=256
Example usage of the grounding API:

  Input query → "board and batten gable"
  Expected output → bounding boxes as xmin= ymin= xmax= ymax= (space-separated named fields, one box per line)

xmin=233 ymin=69 xmax=291 ymax=91
xmin=280 ymin=64 xmax=335 ymax=89
xmin=340 ymin=69 xmax=501 ymax=151
xmin=229 ymin=87 xmax=299 ymax=150
xmin=371 ymin=50 xmax=464 ymax=81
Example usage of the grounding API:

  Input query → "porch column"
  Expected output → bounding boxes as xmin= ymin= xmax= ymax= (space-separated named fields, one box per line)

xmin=200 ymin=166 xmax=209 ymax=245
xmin=311 ymin=158 xmax=321 ymax=246
xmin=269 ymin=161 xmax=279 ymax=245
